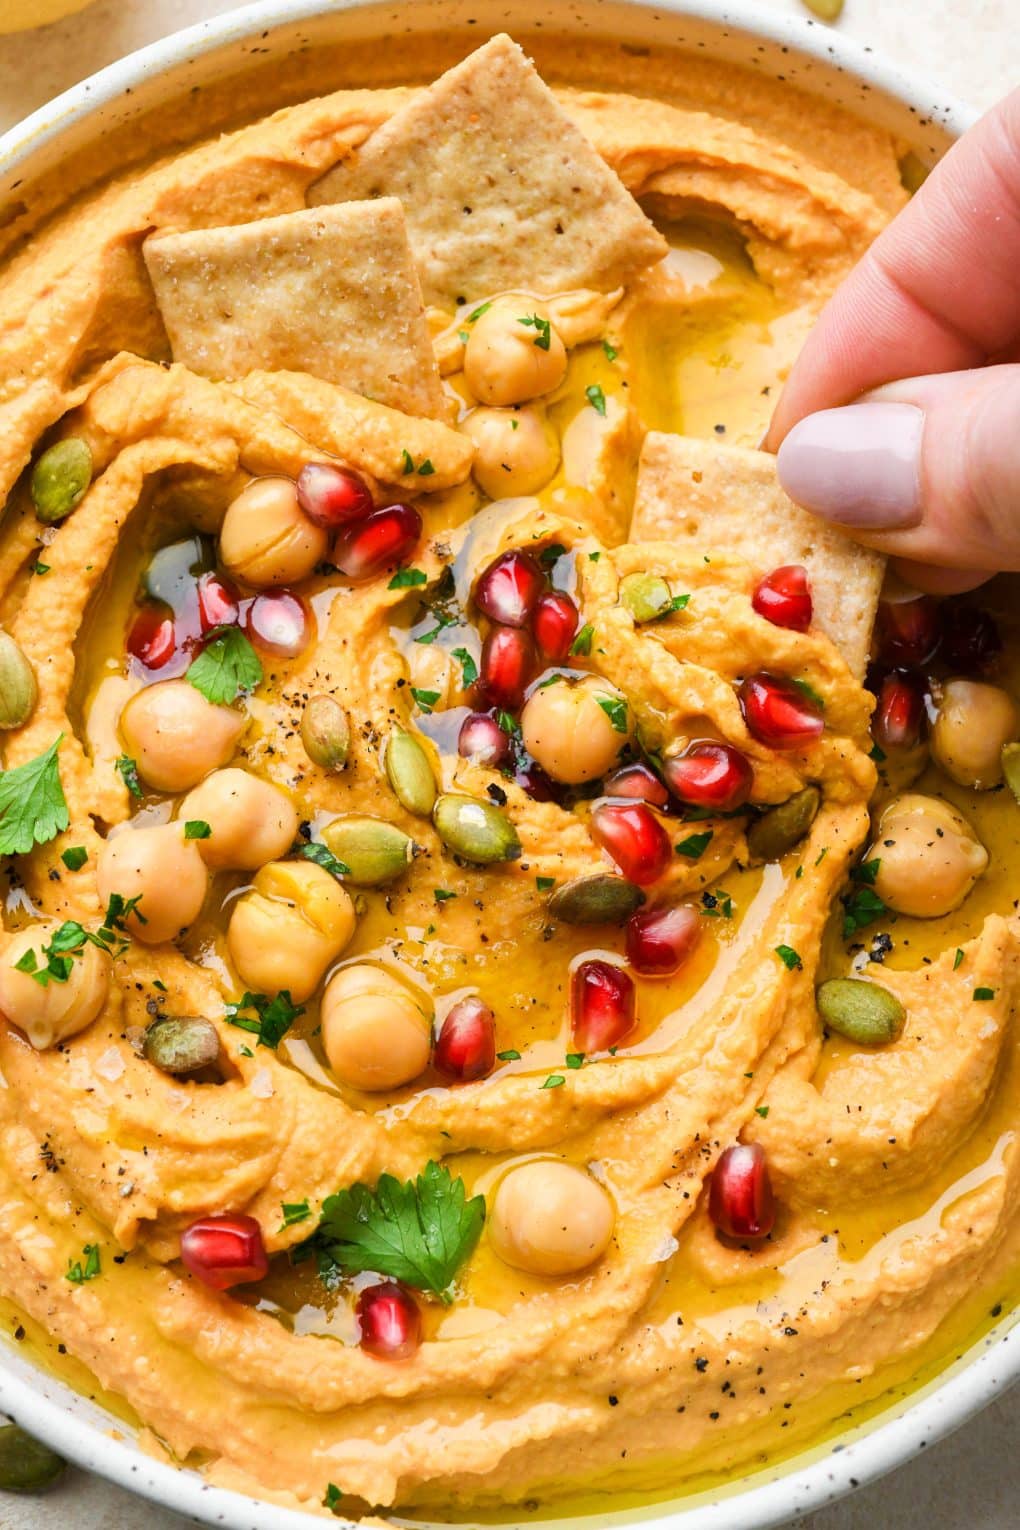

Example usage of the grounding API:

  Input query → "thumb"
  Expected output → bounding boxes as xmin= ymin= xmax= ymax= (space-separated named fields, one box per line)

xmin=774 ymin=364 xmax=1020 ymax=593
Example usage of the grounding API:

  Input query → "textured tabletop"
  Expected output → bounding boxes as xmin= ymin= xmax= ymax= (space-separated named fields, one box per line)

xmin=0 ymin=1 xmax=1015 ymax=1527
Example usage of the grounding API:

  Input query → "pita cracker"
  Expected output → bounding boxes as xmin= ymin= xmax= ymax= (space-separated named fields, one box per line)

xmin=632 ymin=433 xmax=883 ymax=678
xmin=143 ymin=200 xmax=446 ymax=419
xmin=309 ymin=34 xmax=667 ymax=308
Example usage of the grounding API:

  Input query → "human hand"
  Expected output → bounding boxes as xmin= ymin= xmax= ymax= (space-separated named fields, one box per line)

xmin=765 ymin=87 xmax=1020 ymax=593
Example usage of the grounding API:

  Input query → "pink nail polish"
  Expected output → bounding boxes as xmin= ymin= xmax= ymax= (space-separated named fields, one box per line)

xmin=776 ymin=402 xmax=924 ymax=528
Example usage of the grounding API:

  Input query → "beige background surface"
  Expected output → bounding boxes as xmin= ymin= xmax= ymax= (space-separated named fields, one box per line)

xmin=0 ymin=0 xmax=1016 ymax=1526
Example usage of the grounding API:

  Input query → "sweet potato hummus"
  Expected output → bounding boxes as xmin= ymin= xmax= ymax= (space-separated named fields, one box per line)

xmin=0 ymin=29 xmax=1015 ymax=1520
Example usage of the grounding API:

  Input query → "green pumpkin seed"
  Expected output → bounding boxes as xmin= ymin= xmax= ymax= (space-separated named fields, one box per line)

xmin=816 ymin=978 xmax=905 ymax=1046
xmin=746 ymin=787 xmax=821 ymax=863
xmin=143 ymin=1015 xmax=220 ymax=1076
xmin=301 ymin=695 xmax=350 ymax=770
xmin=548 ymin=874 xmax=645 ymax=925
xmin=433 ymin=793 xmax=521 ymax=865
xmin=30 ymin=438 xmax=93 ymax=524
xmin=384 ymin=728 xmax=437 ymax=817
xmin=619 ymin=572 xmax=673 ymax=624
xmin=1002 ymin=742 xmax=1020 ymax=805
xmin=0 ymin=1423 xmax=65 ymax=1494
xmin=0 ymin=631 xmax=37 ymax=730
xmin=321 ymin=815 xmax=415 ymax=886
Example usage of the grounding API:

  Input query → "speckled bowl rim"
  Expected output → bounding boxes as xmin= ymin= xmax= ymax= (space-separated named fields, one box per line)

xmin=0 ymin=2 xmax=1014 ymax=1527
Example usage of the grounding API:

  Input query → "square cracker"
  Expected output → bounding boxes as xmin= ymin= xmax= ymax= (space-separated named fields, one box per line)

xmin=143 ymin=199 xmax=446 ymax=419
xmin=309 ymin=34 xmax=667 ymax=308
xmin=632 ymin=433 xmax=884 ymax=677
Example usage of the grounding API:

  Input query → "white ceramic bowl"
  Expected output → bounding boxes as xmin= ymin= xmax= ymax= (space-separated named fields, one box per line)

xmin=0 ymin=3 xmax=1014 ymax=1526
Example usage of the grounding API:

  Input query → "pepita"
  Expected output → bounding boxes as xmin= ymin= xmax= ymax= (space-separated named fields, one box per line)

xmin=385 ymin=728 xmax=437 ymax=817
xmin=0 ymin=1423 xmax=65 ymax=1494
xmin=548 ymin=874 xmax=645 ymax=925
xmin=619 ymin=572 xmax=673 ymax=625
xmin=746 ymin=786 xmax=820 ymax=863
xmin=816 ymin=978 xmax=905 ymax=1046
xmin=433 ymin=793 xmax=521 ymax=865
xmin=0 ymin=630 xmax=37 ymax=730
xmin=143 ymin=1015 xmax=221 ymax=1076
xmin=30 ymin=437 xmax=93 ymax=524
xmin=300 ymin=695 xmax=350 ymax=770
xmin=321 ymin=815 xmax=415 ymax=885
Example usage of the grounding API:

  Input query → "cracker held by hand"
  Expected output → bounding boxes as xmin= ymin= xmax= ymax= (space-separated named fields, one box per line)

xmin=632 ymin=433 xmax=884 ymax=678
xmin=143 ymin=200 xmax=445 ymax=418
xmin=310 ymin=34 xmax=667 ymax=307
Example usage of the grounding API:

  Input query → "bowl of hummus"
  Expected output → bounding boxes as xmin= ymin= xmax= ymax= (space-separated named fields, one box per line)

xmin=0 ymin=1 xmax=1014 ymax=1526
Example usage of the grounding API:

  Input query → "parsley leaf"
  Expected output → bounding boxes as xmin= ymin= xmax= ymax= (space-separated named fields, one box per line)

xmin=602 ymin=339 xmax=618 ymax=362
xmin=410 ymin=687 xmax=441 ymax=714
xmin=452 ymin=647 xmax=479 ymax=687
xmin=953 ymin=947 xmax=965 ymax=971
xmin=539 ymin=542 xmax=567 ymax=567
xmin=312 ymin=1161 xmax=484 ymax=1300
xmin=65 ymin=1243 xmax=101 ymax=1284
xmin=0 ymin=737 xmax=69 ymax=855
xmin=16 ymin=919 xmax=92 ymax=987
xmin=399 ymin=451 xmax=435 ymax=477
xmin=755 ymin=1105 xmax=770 ymax=1119
xmin=115 ymin=754 xmax=143 ymax=799
xmin=565 ymin=1052 xmax=585 ymax=1070
xmin=324 ymin=1484 xmax=344 ymax=1513
xmin=186 ymin=628 xmax=262 ymax=706
xmin=842 ymin=886 xmax=887 ymax=939
xmin=281 ymin=1200 xmax=312 ymax=1229
xmin=541 ymin=1074 xmax=566 ymax=1089
xmin=184 ymin=819 xmax=211 ymax=840
xmin=536 ymin=876 xmax=555 ymax=891
xmin=495 ymin=709 xmax=521 ymax=738
xmin=467 ymin=301 xmax=492 ymax=323
xmin=61 ymin=846 xmax=87 ymax=871
xmin=569 ymin=623 xmax=594 ymax=657
xmin=388 ymin=567 xmax=428 ymax=589
xmin=225 ymin=990 xmax=304 ymax=1049
xmin=585 ymin=384 xmax=607 ymax=417
xmin=596 ymin=695 xmax=628 ymax=733
xmin=791 ymin=677 xmax=826 ymax=711
xmin=518 ymin=313 xmax=551 ymax=351
xmin=973 ymin=987 xmax=996 ymax=1001
xmin=675 ymin=830 xmax=713 ymax=860
xmin=775 ymin=944 xmax=803 ymax=970
xmin=297 ymin=841 xmax=350 ymax=879
xmin=497 ymin=1049 xmax=521 ymax=1062
xmin=433 ymin=888 xmax=457 ymax=903
xmin=855 ymin=857 xmax=881 ymax=885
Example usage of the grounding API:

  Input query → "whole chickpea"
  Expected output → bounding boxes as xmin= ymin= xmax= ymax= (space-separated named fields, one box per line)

xmin=0 ymin=924 xmax=110 ymax=1050
xmin=96 ymin=823 xmax=209 ymax=944
xmin=463 ymin=406 xmax=560 ymax=499
xmin=521 ymin=675 xmax=631 ymax=783
xmin=178 ymin=768 xmax=298 ymax=871
xmin=868 ymin=793 xmax=988 ymax=918
xmin=219 ymin=477 xmax=328 ymax=588
xmin=931 ymin=679 xmax=1019 ymax=789
xmin=227 ymin=859 xmax=355 ymax=1002
xmin=488 ymin=1160 xmax=615 ymax=1277
xmin=463 ymin=298 xmax=567 ymax=407
xmin=120 ymin=680 xmax=245 ymax=794
xmin=320 ymin=964 xmax=432 ymax=1091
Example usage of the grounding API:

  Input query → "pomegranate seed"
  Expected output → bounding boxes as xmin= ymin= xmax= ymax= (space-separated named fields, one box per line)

xmin=474 ymin=550 xmax=545 ymax=628
xmin=876 ymin=596 xmax=940 ymax=668
xmin=590 ymin=799 xmax=671 ymax=885
xmin=434 ymin=996 xmax=496 ymax=1081
xmin=940 ymin=605 xmax=1002 ymax=674
xmin=739 ymin=674 xmax=824 ymax=750
xmin=296 ymin=462 xmax=373 ymax=528
xmin=356 ymin=1280 xmax=421 ymax=1360
xmin=532 ymin=591 xmax=578 ymax=662
xmin=480 ymin=626 xmax=537 ymax=710
xmin=603 ymin=762 xmax=670 ymax=809
xmin=752 ymin=565 xmax=812 ymax=632
xmin=514 ymin=758 xmax=564 ymax=803
xmin=708 ymin=1143 xmax=775 ymax=1241
xmin=127 ymin=604 xmax=176 ymax=670
xmin=245 ymin=590 xmax=311 ymax=658
xmin=625 ymin=904 xmax=701 ymax=977
xmin=180 ymin=1214 xmax=268 ymax=1290
xmin=662 ymin=741 xmax=753 ymax=811
xmin=458 ymin=711 xmax=511 ymax=769
xmin=197 ymin=573 xmax=240 ymax=632
xmin=571 ymin=958 xmax=635 ymax=1053
xmin=873 ymin=673 xmax=924 ymax=749
xmin=334 ymin=502 xmax=422 ymax=580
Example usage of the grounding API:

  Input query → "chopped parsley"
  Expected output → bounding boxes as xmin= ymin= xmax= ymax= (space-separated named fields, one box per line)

xmin=452 ymin=647 xmax=479 ymax=687
xmin=541 ymin=1074 xmax=566 ymax=1089
xmin=186 ymin=627 xmax=262 ymax=705
xmin=115 ymin=754 xmax=143 ymax=799
xmin=0 ymin=736 xmax=69 ymax=855
xmin=497 ymin=1049 xmax=521 ymax=1062
xmin=495 ymin=709 xmax=521 ymax=738
xmin=954 ymin=948 xmax=965 ymax=970
xmin=588 ymin=550 xmax=602 ymax=562
xmin=602 ymin=339 xmax=618 ymax=362
xmin=324 ymin=1484 xmax=344 ymax=1514
xmin=585 ymin=384 xmax=607 ymax=417
xmin=225 ymin=990 xmax=304 ymax=1049
xmin=410 ymin=687 xmax=441 ymax=713
xmin=536 ymin=876 xmax=556 ymax=891
xmin=596 ymin=695 xmax=628 ymax=733
xmin=467 ymin=301 xmax=492 ymax=323
xmin=65 ymin=1243 xmax=101 ymax=1285
xmin=973 ymin=987 xmax=996 ymax=1001
xmin=61 ymin=845 xmax=87 ymax=872
xmin=183 ymin=819 xmax=211 ymax=840
xmin=676 ymin=830 xmax=713 ymax=860
xmin=280 ymin=1200 xmax=312 ymax=1229
xmin=755 ymin=1105 xmax=770 ymax=1119
xmin=842 ymin=886 xmax=887 ymax=939
xmin=433 ymin=888 xmax=457 ymax=903
xmin=414 ymin=610 xmax=458 ymax=646
xmin=388 ymin=566 xmax=428 ymax=589
xmin=569 ymin=623 xmax=594 ymax=657
xmin=869 ymin=741 xmax=887 ymax=763
xmin=297 ymin=841 xmax=350 ymax=879
xmin=518 ymin=313 xmax=552 ymax=350
xmin=791 ymin=677 xmax=826 ymax=711
xmin=775 ymin=944 xmax=803 ymax=970
xmin=539 ymin=542 xmax=567 ymax=567
xmin=565 ymin=1052 xmax=585 ymax=1070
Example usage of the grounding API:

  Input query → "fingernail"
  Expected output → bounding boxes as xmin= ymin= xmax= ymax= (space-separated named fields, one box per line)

xmin=776 ymin=402 xmax=924 ymax=528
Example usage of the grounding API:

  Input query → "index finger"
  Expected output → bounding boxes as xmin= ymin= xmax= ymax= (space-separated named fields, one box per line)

xmin=766 ymin=86 xmax=1020 ymax=449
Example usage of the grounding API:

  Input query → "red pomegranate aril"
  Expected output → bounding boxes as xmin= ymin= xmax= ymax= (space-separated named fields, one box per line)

xmin=127 ymin=604 xmax=176 ymax=670
xmin=180 ymin=1213 xmax=268 ymax=1290
xmin=474 ymin=550 xmax=545 ymax=628
xmin=662 ymin=741 xmax=753 ymax=811
xmin=590 ymin=799 xmax=671 ymax=886
xmin=197 ymin=572 xmax=240 ymax=633
xmin=876 ymin=596 xmax=940 ymax=668
xmin=532 ymin=590 xmax=578 ymax=662
xmin=873 ymin=673 xmax=925 ymax=749
xmin=708 ymin=1143 xmax=775 ymax=1241
xmin=625 ymin=904 xmax=701 ymax=977
xmin=739 ymin=674 xmax=824 ymax=750
xmin=752 ymin=565 xmax=812 ymax=632
xmin=571 ymin=958 xmax=636 ymax=1053
xmin=940 ymin=604 xmax=1002 ymax=674
xmin=296 ymin=462 xmax=373 ymax=529
xmin=334 ymin=502 xmax=422 ymax=580
xmin=434 ymin=996 xmax=496 ymax=1082
xmin=458 ymin=711 xmax=512 ymax=769
xmin=245 ymin=590 xmax=311 ymax=658
xmin=357 ymin=1280 xmax=421 ymax=1360
xmin=603 ymin=761 xmax=670 ymax=809
xmin=480 ymin=625 xmax=537 ymax=710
